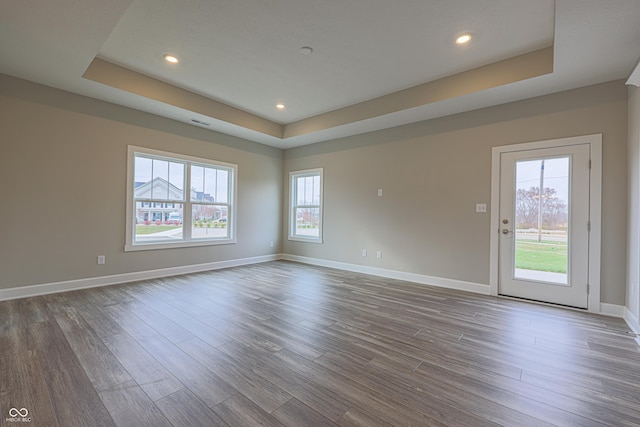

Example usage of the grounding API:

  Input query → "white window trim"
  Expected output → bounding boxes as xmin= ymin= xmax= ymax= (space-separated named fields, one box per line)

xmin=289 ymin=168 xmax=324 ymax=243
xmin=125 ymin=145 xmax=237 ymax=251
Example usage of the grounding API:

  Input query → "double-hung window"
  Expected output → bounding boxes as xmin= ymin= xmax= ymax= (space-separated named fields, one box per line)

xmin=125 ymin=146 xmax=236 ymax=251
xmin=289 ymin=168 xmax=323 ymax=243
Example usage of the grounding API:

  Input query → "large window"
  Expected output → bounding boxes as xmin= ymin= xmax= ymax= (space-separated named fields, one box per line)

xmin=125 ymin=146 xmax=236 ymax=251
xmin=289 ymin=168 xmax=323 ymax=243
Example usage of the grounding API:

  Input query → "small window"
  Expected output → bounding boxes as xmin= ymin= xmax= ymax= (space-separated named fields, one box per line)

xmin=289 ymin=168 xmax=323 ymax=243
xmin=126 ymin=146 xmax=237 ymax=251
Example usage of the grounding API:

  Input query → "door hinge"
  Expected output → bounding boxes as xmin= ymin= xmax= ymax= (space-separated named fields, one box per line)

xmin=587 ymin=284 xmax=590 ymax=294
xmin=587 ymin=221 xmax=591 ymax=232
xmin=589 ymin=159 xmax=592 ymax=169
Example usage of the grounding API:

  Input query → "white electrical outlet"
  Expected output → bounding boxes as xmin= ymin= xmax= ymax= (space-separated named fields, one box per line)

xmin=270 ymin=241 xmax=274 ymax=248
xmin=376 ymin=250 xmax=382 ymax=259
xmin=97 ymin=255 xmax=105 ymax=265
xmin=377 ymin=189 xmax=383 ymax=197
xmin=362 ymin=249 xmax=367 ymax=257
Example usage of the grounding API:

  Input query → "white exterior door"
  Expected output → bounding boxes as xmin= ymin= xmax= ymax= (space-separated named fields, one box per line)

xmin=498 ymin=144 xmax=591 ymax=308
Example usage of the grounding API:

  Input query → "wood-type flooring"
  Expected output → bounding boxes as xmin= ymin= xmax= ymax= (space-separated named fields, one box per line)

xmin=1 ymin=261 xmax=640 ymax=426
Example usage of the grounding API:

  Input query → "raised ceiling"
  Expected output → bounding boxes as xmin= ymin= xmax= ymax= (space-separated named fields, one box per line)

xmin=1 ymin=0 xmax=639 ymax=148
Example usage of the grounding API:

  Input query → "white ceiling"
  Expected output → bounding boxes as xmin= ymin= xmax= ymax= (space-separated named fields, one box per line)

xmin=1 ymin=0 xmax=639 ymax=149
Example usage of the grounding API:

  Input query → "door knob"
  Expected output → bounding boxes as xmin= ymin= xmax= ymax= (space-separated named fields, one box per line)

xmin=502 ymin=228 xmax=513 ymax=235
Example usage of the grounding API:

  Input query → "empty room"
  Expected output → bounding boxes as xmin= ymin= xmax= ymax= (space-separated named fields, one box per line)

xmin=2 ymin=0 xmax=640 ymax=426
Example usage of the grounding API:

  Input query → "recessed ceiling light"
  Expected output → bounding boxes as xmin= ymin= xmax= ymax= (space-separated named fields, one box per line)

xmin=163 ymin=54 xmax=179 ymax=64
xmin=300 ymin=46 xmax=313 ymax=56
xmin=276 ymin=103 xmax=286 ymax=110
xmin=456 ymin=34 xmax=472 ymax=45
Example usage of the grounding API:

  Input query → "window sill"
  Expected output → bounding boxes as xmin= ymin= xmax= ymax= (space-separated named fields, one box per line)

xmin=125 ymin=238 xmax=236 ymax=252
xmin=288 ymin=236 xmax=323 ymax=244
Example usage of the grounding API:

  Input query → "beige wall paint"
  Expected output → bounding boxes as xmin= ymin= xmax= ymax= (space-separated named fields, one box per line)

xmin=0 ymin=75 xmax=283 ymax=289
xmin=284 ymin=80 xmax=628 ymax=305
xmin=0 ymin=74 xmax=629 ymax=307
xmin=627 ymin=84 xmax=640 ymax=318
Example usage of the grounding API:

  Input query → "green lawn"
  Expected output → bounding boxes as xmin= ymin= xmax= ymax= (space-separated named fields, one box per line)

xmin=515 ymin=240 xmax=567 ymax=273
xmin=135 ymin=225 xmax=180 ymax=235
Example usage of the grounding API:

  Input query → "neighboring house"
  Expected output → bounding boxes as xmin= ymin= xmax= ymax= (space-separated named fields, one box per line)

xmin=133 ymin=177 xmax=217 ymax=223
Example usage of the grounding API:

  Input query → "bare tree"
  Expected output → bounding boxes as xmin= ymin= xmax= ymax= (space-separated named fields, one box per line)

xmin=515 ymin=187 xmax=567 ymax=230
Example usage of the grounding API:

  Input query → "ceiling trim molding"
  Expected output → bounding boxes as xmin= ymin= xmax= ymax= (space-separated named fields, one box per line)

xmin=84 ymin=46 xmax=553 ymax=141
xmin=284 ymin=46 xmax=554 ymax=138
xmin=83 ymin=58 xmax=284 ymax=138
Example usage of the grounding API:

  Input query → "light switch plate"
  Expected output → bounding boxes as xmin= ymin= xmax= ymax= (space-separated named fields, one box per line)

xmin=475 ymin=203 xmax=487 ymax=213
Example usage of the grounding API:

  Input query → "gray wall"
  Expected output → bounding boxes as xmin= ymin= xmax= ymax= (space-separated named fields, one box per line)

xmin=0 ymin=75 xmax=630 ymax=307
xmin=284 ymin=80 xmax=628 ymax=305
xmin=0 ymin=75 xmax=283 ymax=289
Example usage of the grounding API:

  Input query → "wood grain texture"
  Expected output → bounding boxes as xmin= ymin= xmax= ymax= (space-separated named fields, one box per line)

xmin=28 ymin=321 xmax=116 ymax=426
xmin=0 ymin=350 xmax=59 ymax=427
xmin=102 ymin=332 xmax=184 ymax=401
xmin=136 ymin=334 xmax=237 ymax=407
xmin=98 ymin=380 xmax=173 ymax=427
xmin=53 ymin=308 xmax=132 ymax=392
xmin=271 ymin=397 xmax=338 ymax=427
xmin=1 ymin=260 xmax=639 ymax=426
xmin=154 ymin=388 xmax=228 ymax=427
xmin=213 ymin=393 xmax=282 ymax=427
xmin=179 ymin=336 xmax=293 ymax=413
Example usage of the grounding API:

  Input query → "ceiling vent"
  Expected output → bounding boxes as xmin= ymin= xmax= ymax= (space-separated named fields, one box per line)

xmin=190 ymin=119 xmax=211 ymax=126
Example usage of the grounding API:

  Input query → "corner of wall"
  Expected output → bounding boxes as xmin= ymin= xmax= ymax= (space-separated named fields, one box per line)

xmin=626 ymin=84 xmax=640 ymax=323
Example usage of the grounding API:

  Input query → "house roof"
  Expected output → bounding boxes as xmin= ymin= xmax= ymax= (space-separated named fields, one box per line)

xmin=1 ymin=0 xmax=639 ymax=149
xmin=135 ymin=177 xmax=215 ymax=203
xmin=134 ymin=177 xmax=185 ymax=200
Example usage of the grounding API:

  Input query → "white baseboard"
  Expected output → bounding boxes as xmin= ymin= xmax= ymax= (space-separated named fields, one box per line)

xmin=0 ymin=254 xmax=280 ymax=301
xmin=282 ymin=254 xmax=490 ymax=295
xmin=2 ymin=253 xmax=631 ymax=327
xmin=284 ymin=255 xmax=632 ymax=320
xmin=600 ymin=303 xmax=626 ymax=318
xmin=624 ymin=307 xmax=640 ymax=346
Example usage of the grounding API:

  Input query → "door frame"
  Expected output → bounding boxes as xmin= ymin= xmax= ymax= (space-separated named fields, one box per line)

xmin=489 ymin=134 xmax=602 ymax=313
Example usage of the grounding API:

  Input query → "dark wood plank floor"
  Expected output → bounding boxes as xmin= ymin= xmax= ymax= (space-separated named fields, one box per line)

xmin=2 ymin=260 xmax=640 ymax=426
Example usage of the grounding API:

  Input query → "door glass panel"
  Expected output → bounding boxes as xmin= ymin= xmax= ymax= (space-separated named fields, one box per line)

xmin=514 ymin=157 xmax=569 ymax=284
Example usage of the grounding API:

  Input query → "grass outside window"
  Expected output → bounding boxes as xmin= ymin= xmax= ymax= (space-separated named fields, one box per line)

xmin=515 ymin=240 xmax=567 ymax=274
